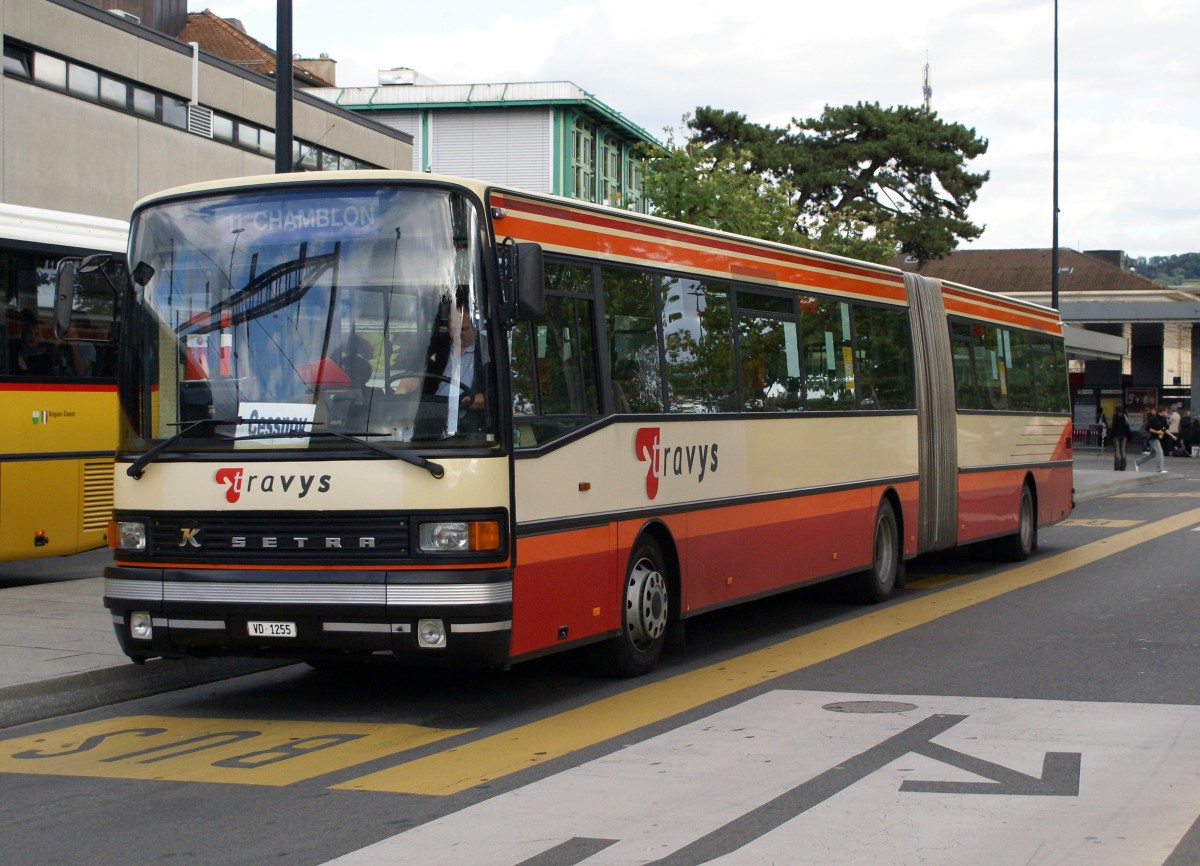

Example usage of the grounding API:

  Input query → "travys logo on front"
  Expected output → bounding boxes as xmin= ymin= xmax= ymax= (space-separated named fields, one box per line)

xmin=214 ymin=467 xmax=332 ymax=504
xmin=634 ymin=427 xmax=719 ymax=500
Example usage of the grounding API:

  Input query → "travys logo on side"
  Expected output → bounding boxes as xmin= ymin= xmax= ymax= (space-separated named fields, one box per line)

xmin=214 ymin=467 xmax=332 ymax=504
xmin=634 ymin=427 xmax=719 ymax=501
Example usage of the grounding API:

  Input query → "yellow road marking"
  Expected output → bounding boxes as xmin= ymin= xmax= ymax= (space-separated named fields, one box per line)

xmin=336 ymin=506 xmax=1200 ymax=797
xmin=0 ymin=716 xmax=466 ymax=786
xmin=904 ymin=574 xmax=973 ymax=589
xmin=1114 ymin=492 xmax=1200 ymax=498
xmin=1058 ymin=518 xmax=1144 ymax=527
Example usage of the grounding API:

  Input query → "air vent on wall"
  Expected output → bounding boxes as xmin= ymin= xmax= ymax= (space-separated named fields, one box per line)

xmin=188 ymin=104 xmax=214 ymax=138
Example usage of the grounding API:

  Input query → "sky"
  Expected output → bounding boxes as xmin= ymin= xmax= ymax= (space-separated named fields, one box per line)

xmin=208 ymin=0 xmax=1199 ymax=259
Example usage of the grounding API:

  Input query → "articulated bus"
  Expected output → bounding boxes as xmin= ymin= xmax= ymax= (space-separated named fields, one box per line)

xmin=1 ymin=203 xmax=126 ymax=562
xmin=62 ymin=171 xmax=1072 ymax=674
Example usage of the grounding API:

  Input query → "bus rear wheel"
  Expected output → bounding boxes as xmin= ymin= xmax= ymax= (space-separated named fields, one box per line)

xmin=593 ymin=538 xmax=669 ymax=677
xmin=996 ymin=483 xmax=1037 ymax=562
xmin=848 ymin=499 xmax=900 ymax=604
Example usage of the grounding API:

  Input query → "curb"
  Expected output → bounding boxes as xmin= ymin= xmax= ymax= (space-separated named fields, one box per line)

xmin=0 ymin=657 xmax=293 ymax=730
xmin=1072 ymin=467 xmax=1177 ymax=504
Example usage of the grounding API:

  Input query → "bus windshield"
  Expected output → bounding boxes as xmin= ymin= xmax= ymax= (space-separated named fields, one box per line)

xmin=124 ymin=184 xmax=495 ymax=454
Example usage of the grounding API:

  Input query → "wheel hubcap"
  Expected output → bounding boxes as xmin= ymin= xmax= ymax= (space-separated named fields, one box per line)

xmin=874 ymin=515 xmax=896 ymax=586
xmin=626 ymin=558 xmax=668 ymax=650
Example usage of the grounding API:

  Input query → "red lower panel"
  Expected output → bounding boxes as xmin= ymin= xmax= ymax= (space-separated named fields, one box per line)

xmin=512 ymin=483 xmax=918 ymax=659
xmin=511 ymin=526 xmax=617 ymax=658
xmin=957 ymin=465 xmax=1074 ymax=545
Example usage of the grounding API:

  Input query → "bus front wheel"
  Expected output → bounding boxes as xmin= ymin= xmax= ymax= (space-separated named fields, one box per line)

xmin=593 ymin=538 xmax=669 ymax=677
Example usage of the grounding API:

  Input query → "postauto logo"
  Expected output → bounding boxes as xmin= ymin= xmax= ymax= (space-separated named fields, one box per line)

xmin=634 ymin=427 xmax=719 ymax=500
xmin=214 ymin=467 xmax=332 ymax=504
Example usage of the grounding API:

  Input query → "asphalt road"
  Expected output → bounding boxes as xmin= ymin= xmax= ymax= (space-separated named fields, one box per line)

xmin=1 ymin=475 xmax=1198 ymax=866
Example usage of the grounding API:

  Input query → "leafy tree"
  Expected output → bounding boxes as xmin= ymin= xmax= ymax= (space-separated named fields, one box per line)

xmin=1130 ymin=252 xmax=1200 ymax=285
xmin=641 ymin=122 xmax=898 ymax=264
xmin=687 ymin=103 xmax=990 ymax=265
xmin=641 ymin=124 xmax=803 ymax=247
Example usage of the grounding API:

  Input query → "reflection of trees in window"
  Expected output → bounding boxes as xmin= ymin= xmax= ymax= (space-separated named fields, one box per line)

xmin=1032 ymin=335 xmax=1068 ymax=413
xmin=853 ymin=304 xmax=912 ymax=409
xmin=514 ymin=262 xmax=598 ymax=419
xmin=949 ymin=321 xmax=1066 ymax=414
xmin=971 ymin=323 xmax=1009 ymax=411
xmin=950 ymin=322 xmax=976 ymax=409
xmin=736 ymin=291 xmax=799 ymax=412
xmin=799 ymin=296 xmax=854 ymax=409
xmin=660 ymin=277 xmax=736 ymax=412
xmin=509 ymin=323 xmax=536 ymax=416
xmin=737 ymin=313 xmax=800 ymax=411
xmin=603 ymin=267 xmax=662 ymax=412
xmin=1006 ymin=330 xmax=1034 ymax=411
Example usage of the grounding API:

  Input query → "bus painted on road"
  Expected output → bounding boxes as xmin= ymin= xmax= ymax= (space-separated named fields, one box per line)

xmin=79 ymin=171 xmax=1072 ymax=674
xmin=1 ymin=203 xmax=126 ymax=562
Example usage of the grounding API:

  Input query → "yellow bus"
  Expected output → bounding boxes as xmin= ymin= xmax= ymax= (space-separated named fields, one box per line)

xmin=70 ymin=171 xmax=1072 ymax=673
xmin=1 ymin=203 xmax=126 ymax=561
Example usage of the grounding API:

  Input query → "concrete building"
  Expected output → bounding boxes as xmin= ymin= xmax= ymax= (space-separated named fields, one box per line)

xmin=307 ymin=70 xmax=660 ymax=212
xmin=895 ymin=248 xmax=1200 ymax=429
xmin=0 ymin=0 xmax=413 ymax=222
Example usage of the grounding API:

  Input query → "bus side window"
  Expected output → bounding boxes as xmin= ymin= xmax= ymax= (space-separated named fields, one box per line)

xmin=799 ymin=297 xmax=855 ymax=409
xmin=852 ymin=304 xmax=913 ymax=410
xmin=950 ymin=321 xmax=978 ymax=410
xmin=660 ymin=277 xmax=736 ymax=413
xmin=509 ymin=261 xmax=601 ymax=446
xmin=603 ymin=266 xmax=662 ymax=413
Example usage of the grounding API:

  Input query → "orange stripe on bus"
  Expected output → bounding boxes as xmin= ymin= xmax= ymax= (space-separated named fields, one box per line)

xmin=495 ymin=194 xmax=904 ymax=284
xmin=111 ymin=559 xmax=512 ymax=571
xmin=502 ymin=214 xmax=906 ymax=303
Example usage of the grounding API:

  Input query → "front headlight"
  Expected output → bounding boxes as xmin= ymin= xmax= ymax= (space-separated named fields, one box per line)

xmin=418 ymin=520 xmax=500 ymax=553
xmin=114 ymin=520 xmax=147 ymax=552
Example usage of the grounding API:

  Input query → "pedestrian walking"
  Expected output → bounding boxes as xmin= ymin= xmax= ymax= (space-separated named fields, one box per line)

xmin=1135 ymin=406 xmax=1168 ymax=474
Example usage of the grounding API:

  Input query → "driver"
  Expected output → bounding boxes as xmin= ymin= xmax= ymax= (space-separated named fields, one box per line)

xmin=393 ymin=300 xmax=484 ymax=413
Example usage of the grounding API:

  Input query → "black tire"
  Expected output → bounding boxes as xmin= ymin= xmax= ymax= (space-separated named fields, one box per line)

xmin=593 ymin=538 xmax=670 ymax=677
xmin=848 ymin=499 xmax=901 ymax=604
xmin=996 ymin=483 xmax=1037 ymax=562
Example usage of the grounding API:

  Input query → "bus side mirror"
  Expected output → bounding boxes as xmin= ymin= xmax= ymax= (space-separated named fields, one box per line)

xmin=54 ymin=259 xmax=80 ymax=339
xmin=515 ymin=243 xmax=544 ymax=321
xmin=499 ymin=241 xmax=545 ymax=327
xmin=55 ymin=254 xmax=117 ymax=340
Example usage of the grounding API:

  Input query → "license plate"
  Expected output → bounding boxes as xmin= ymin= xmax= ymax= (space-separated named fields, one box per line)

xmin=247 ymin=620 xmax=296 ymax=638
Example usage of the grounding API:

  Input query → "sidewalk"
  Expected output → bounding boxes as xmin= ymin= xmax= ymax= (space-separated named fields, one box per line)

xmin=0 ymin=450 xmax=1191 ymax=730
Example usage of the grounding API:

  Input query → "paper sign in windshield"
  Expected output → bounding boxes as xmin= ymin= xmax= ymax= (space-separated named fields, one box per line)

xmin=235 ymin=402 xmax=316 ymax=448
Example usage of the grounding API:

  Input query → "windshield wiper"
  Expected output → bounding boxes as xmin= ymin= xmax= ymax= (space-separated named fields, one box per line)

xmin=127 ymin=419 xmax=445 ymax=481
xmin=126 ymin=417 xmax=241 ymax=479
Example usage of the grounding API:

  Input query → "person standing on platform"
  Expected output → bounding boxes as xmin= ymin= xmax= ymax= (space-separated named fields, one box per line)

xmin=1110 ymin=405 xmax=1131 ymax=471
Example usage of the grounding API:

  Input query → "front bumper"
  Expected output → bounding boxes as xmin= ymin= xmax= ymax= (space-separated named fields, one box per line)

xmin=103 ymin=565 xmax=513 ymax=666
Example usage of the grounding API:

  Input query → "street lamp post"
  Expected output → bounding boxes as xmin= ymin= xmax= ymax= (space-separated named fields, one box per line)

xmin=1051 ymin=0 xmax=1060 ymax=310
xmin=275 ymin=0 xmax=293 ymax=173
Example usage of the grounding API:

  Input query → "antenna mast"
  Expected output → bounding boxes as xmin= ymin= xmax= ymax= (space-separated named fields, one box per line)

xmin=923 ymin=54 xmax=933 ymax=112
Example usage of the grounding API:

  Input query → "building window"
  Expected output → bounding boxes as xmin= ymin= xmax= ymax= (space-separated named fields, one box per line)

xmin=571 ymin=119 xmax=596 ymax=203
xmin=600 ymin=139 xmax=621 ymax=206
xmin=31 ymin=51 xmax=66 ymax=89
xmin=3 ymin=42 xmax=31 ymax=78
xmin=99 ymin=75 xmax=128 ymax=109
xmin=625 ymin=158 xmax=644 ymax=212
xmin=132 ymin=86 xmax=156 ymax=117
xmin=3 ymin=38 xmax=380 ymax=172
xmin=67 ymin=64 xmax=99 ymax=100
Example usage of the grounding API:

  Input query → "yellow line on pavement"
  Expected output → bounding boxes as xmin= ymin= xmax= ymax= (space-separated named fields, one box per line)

xmin=334 ymin=506 xmax=1200 ymax=797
